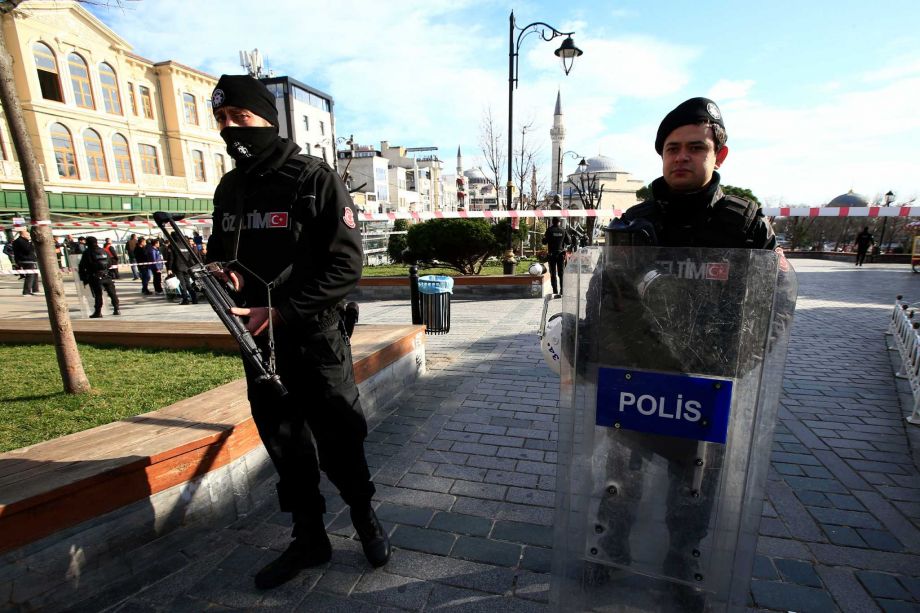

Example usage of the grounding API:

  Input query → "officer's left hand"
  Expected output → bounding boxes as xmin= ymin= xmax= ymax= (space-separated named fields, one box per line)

xmin=230 ymin=306 xmax=281 ymax=336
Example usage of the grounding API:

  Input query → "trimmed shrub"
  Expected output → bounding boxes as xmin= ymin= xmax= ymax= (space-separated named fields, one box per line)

xmin=387 ymin=218 xmax=410 ymax=263
xmin=406 ymin=218 xmax=501 ymax=275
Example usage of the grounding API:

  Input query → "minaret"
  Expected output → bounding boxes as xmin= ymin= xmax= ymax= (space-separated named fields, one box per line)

xmin=550 ymin=89 xmax=566 ymax=197
xmin=456 ymin=145 xmax=463 ymax=175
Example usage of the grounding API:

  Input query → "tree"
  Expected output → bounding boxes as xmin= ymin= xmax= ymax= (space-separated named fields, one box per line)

xmin=635 ymin=184 xmax=652 ymax=201
xmin=386 ymin=219 xmax=409 ymax=263
xmin=567 ymin=169 xmax=604 ymax=245
xmin=511 ymin=120 xmax=541 ymax=211
xmin=722 ymin=185 xmax=760 ymax=205
xmin=478 ymin=107 xmax=505 ymax=199
xmin=492 ymin=219 xmax=528 ymax=257
xmin=0 ymin=2 xmax=90 ymax=393
xmin=406 ymin=219 xmax=501 ymax=275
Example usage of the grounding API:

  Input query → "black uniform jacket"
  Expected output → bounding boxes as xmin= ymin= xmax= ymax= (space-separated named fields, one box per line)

xmin=12 ymin=236 xmax=36 ymax=264
xmin=207 ymin=139 xmax=363 ymax=335
xmin=623 ymin=172 xmax=776 ymax=250
xmin=78 ymin=246 xmax=113 ymax=282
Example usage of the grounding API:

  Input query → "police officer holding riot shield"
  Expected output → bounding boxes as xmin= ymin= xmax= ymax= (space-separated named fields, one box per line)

xmin=617 ymin=97 xmax=775 ymax=250
xmin=205 ymin=75 xmax=388 ymax=590
xmin=561 ymin=98 xmax=786 ymax=611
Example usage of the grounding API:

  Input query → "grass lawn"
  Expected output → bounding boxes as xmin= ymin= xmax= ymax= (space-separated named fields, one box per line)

xmin=0 ymin=343 xmax=243 ymax=453
xmin=362 ymin=259 xmax=536 ymax=277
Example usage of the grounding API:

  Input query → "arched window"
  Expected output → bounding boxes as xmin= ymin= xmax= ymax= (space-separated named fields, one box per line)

xmin=50 ymin=123 xmax=78 ymax=178
xmin=214 ymin=153 xmax=226 ymax=177
xmin=33 ymin=42 xmax=63 ymax=102
xmin=138 ymin=143 xmax=160 ymax=175
xmin=112 ymin=133 xmax=134 ymax=183
xmin=139 ymin=85 xmax=154 ymax=119
xmin=83 ymin=129 xmax=108 ymax=181
xmin=183 ymin=93 xmax=198 ymax=125
xmin=98 ymin=63 xmax=122 ymax=115
xmin=67 ymin=53 xmax=94 ymax=109
xmin=192 ymin=150 xmax=206 ymax=181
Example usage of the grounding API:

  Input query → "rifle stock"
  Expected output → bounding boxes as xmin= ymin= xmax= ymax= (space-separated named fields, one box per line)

xmin=152 ymin=211 xmax=287 ymax=397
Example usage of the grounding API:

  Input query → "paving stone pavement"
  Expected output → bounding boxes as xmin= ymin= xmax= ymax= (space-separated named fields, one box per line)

xmin=3 ymin=258 xmax=920 ymax=612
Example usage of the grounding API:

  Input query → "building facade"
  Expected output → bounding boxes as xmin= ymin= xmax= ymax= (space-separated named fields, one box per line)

xmin=0 ymin=1 xmax=335 ymax=224
xmin=562 ymin=154 xmax=645 ymax=212
xmin=261 ymin=76 xmax=336 ymax=168
xmin=0 ymin=1 xmax=230 ymax=219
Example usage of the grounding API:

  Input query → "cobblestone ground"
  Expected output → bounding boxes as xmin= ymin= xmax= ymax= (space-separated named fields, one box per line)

xmin=3 ymin=258 xmax=920 ymax=612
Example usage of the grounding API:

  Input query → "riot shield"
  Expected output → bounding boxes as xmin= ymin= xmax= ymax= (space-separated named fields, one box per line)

xmin=551 ymin=246 xmax=797 ymax=612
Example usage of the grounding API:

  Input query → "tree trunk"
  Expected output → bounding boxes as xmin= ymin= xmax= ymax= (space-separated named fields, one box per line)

xmin=0 ymin=17 xmax=90 ymax=393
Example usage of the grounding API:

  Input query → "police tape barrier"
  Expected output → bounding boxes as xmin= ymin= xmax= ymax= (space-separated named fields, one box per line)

xmin=1 ymin=206 xmax=918 ymax=230
xmin=888 ymin=296 xmax=920 ymax=426
xmin=0 ymin=261 xmax=164 ymax=275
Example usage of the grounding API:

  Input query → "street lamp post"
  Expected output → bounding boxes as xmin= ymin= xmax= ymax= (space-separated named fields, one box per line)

xmin=504 ymin=10 xmax=582 ymax=274
xmin=555 ymin=150 xmax=584 ymax=208
xmin=878 ymin=190 xmax=895 ymax=258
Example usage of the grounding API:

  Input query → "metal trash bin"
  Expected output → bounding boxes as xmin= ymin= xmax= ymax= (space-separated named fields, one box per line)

xmin=418 ymin=275 xmax=453 ymax=334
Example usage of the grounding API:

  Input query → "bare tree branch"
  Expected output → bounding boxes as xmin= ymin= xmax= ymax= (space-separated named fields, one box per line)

xmin=478 ymin=106 xmax=504 ymax=196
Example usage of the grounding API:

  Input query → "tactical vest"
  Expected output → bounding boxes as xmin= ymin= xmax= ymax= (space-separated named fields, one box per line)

xmin=624 ymin=195 xmax=761 ymax=249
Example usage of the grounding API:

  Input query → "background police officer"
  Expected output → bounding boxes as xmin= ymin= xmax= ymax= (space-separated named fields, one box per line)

xmin=206 ymin=75 xmax=388 ymax=590
xmin=618 ymin=97 xmax=775 ymax=249
xmin=542 ymin=217 xmax=566 ymax=294
xmin=78 ymin=236 xmax=119 ymax=317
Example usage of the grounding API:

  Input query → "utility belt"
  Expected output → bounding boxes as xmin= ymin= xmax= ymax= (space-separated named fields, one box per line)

xmin=300 ymin=308 xmax=341 ymax=334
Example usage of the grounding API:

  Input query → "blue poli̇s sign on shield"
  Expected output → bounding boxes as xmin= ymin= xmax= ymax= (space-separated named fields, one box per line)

xmin=596 ymin=367 xmax=734 ymax=444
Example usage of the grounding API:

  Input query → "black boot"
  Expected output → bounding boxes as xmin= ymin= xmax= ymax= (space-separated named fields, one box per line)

xmin=90 ymin=310 xmax=102 ymax=319
xmin=254 ymin=514 xmax=331 ymax=590
xmin=112 ymin=308 xmax=120 ymax=315
xmin=350 ymin=504 xmax=390 ymax=568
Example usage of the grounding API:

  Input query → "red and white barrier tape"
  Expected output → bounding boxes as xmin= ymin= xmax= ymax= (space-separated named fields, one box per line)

xmin=0 ymin=261 xmax=164 ymax=275
xmin=1 ymin=206 xmax=916 ymax=230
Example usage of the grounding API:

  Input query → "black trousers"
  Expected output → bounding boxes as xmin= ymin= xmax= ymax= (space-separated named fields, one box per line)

xmin=856 ymin=248 xmax=869 ymax=266
xmin=20 ymin=262 xmax=38 ymax=294
xmin=547 ymin=251 xmax=566 ymax=294
xmin=88 ymin=277 xmax=119 ymax=312
xmin=244 ymin=324 xmax=374 ymax=518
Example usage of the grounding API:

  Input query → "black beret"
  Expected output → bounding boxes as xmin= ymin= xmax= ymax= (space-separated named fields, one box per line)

xmin=655 ymin=97 xmax=724 ymax=154
xmin=211 ymin=74 xmax=279 ymax=128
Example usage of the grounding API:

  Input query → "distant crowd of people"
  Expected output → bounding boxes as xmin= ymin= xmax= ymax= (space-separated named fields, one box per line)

xmin=2 ymin=228 xmax=208 ymax=314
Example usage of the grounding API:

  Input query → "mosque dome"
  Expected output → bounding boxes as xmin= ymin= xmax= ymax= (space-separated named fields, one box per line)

xmin=827 ymin=190 xmax=869 ymax=207
xmin=577 ymin=154 xmax=619 ymax=174
xmin=464 ymin=167 xmax=489 ymax=184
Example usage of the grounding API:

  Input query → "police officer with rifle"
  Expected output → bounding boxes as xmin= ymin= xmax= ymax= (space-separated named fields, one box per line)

xmin=200 ymin=75 xmax=387 ymax=589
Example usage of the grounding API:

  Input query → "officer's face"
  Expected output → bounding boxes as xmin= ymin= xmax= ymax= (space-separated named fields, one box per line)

xmin=214 ymin=105 xmax=272 ymax=130
xmin=661 ymin=124 xmax=729 ymax=192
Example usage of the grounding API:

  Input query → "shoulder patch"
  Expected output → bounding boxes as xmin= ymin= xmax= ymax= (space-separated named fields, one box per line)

xmin=343 ymin=207 xmax=356 ymax=229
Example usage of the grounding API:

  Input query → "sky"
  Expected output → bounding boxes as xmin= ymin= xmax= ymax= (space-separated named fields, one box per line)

xmin=89 ymin=0 xmax=920 ymax=206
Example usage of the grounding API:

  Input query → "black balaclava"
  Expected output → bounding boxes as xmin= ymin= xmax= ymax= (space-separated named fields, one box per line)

xmin=211 ymin=74 xmax=281 ymax=166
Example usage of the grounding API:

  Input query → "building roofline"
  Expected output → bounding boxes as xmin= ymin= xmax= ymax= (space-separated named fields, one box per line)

xmin=153 ymin=59 xmax=217 ymax=81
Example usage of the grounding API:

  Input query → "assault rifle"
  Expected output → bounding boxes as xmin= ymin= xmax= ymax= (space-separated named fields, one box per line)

xmin=153 ymin=211 xmax=287 ymax=397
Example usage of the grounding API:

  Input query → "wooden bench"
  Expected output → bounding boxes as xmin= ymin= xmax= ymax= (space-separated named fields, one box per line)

xmin=0 ymin=322 xmax=425 ymax=555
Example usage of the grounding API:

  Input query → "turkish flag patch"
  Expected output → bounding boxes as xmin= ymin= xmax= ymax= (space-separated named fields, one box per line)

xmin=705 ymin=262 xmax=730 ymax=281
xmin=268 ymin=212 xmax=289 ymax=228
xmin=343 ymin=207 xmax=356 ymax=229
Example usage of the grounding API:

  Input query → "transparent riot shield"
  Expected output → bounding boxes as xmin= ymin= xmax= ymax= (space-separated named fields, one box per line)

xmin=551 ymin=245 xmax=797 ymax=612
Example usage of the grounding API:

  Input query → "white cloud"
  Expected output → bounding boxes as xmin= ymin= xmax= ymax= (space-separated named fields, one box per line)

xmin=707 ymin=79 xmax=755 ymax=101
xmin=91 ymin=1 xmax=920 ymax=204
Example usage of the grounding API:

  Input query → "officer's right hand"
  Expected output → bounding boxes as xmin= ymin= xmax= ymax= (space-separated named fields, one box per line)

xmin=213 ymin=268 xmax=244 ymax=292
